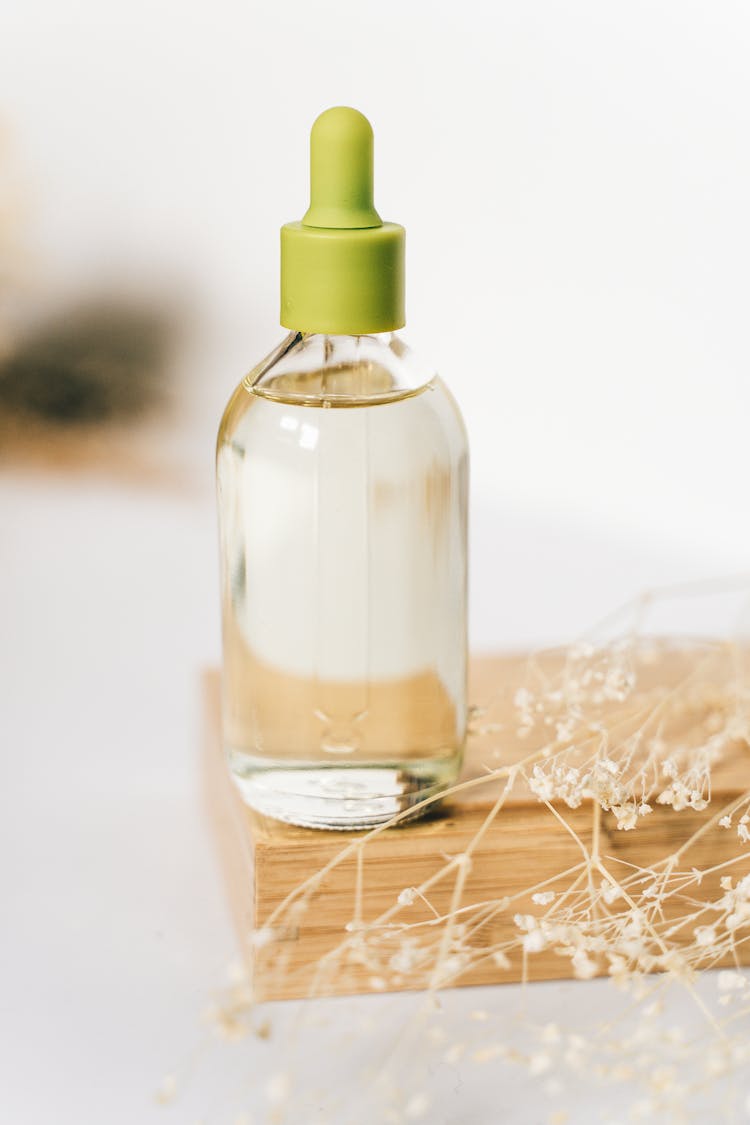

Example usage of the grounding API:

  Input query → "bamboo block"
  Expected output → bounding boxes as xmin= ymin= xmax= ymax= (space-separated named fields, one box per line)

xmin=203 ymin=652 xmax=750 ymax=1002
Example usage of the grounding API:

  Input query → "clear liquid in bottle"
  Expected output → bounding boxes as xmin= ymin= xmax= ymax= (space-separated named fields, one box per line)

xmin=217 ymin=331 xmax=468 ymax=828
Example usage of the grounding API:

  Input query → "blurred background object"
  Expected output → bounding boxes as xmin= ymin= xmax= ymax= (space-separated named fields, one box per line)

xmin=0 ymin=302 xmax=171 ymax=426
xmin=0 ymin=299 xmax=181 ymax=474
xmin=0 ymin=113 xmax=190 ymax=481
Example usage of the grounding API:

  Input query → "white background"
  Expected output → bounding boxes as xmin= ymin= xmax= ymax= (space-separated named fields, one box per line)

xmin=1 ymin=2 xmax=749 ymax=1122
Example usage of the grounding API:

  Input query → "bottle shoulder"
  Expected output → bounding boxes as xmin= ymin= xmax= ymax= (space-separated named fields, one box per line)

xmin=217 ymin=331 xmax=466 ymax=449
xmin=262 ymin=330 xmax=434 ymax=400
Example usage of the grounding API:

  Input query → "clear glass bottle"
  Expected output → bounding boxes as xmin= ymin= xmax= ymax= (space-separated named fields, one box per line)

xmin=216 ymin=108 xmax=469 ymax=828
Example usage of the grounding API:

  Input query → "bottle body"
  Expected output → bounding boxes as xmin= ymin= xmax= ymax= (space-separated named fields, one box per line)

xmin=216 ymin=331 xmax=468 ymax=828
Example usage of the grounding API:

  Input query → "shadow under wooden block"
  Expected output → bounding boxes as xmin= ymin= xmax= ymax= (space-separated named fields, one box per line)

xmin=203 ymin=650 xmax=750 ymax=1002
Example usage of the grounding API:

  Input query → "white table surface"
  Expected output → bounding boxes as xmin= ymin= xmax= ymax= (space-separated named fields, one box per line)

xmin=1 ymin=465 xmax=743 ymax=1125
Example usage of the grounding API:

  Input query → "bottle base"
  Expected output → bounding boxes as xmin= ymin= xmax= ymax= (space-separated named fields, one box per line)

xmin=227 ymin=750 xmax=460 ymax=830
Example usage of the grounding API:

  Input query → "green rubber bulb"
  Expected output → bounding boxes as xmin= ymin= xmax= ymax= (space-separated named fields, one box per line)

xmin=303 ymin=107 xmax=382 ymax=230
xmin=280 ymin=106 xmax=405 ymax=335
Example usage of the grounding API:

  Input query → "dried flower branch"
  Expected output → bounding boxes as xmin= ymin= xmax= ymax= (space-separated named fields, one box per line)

xmin=207 ymin=581 xmax=750 ymax=1122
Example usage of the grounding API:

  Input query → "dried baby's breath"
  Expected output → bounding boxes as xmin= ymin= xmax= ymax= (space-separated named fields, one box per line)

xmin=203 ymin=581 xmax=750 ymax=1122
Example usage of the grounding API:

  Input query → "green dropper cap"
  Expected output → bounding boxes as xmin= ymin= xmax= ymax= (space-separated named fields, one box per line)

xmin=280 ymin=107 xmax=405 ymax=335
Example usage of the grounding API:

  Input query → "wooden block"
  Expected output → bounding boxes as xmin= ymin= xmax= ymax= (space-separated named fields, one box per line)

xmin=203 ymin=648 xmax=750 ymax=1001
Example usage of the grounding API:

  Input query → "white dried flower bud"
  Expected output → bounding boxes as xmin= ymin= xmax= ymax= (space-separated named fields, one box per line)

xmin=443 ymin=1043 xmax=465 ymax=1064
xmin=250 ymin=927 xmax=276 ymax=948
xmin=514 ymin=687 xmax=533 ymax=710
xmin=601 ymin=881 xmax=623 ymax=905
xmin=523 ymin=929 xmax=547 ymax=954
xmin=613 ymin=805 xmax=638 ymax=831
xmin=473 ymin=1044 xmax=508 ymax=1063
xmin=532 ymin=891 xmax=556 ymax=905
xmin=571 ymin=949 xmax=598 ymax=979
xmin=529 ymin=766 xmax=554 ymax=801
xmin=154 ymin=1074 xmax=177 ymax=1106
xmin=718 ymin=970 xmax=747 ymax=992
xmin=265 ymin=1072 xmax=290 ymax=1106
xmin=555 ymin=720 xmax=575 ymax=743
xmin=389 ymin=941 xmax=420 ymax=974
xmin=528 ymin=1051 xmax=551 ymax=1075
xmin=404 ymin=1093 xmax=430 ymax=1119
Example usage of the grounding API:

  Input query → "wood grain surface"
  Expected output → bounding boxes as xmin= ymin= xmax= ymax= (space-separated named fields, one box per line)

xmin=203 ymin=649 xmax=750 ymax=1001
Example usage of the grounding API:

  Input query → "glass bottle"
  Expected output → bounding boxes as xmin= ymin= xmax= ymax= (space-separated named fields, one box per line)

xmin=216 ymin=108 xmax=469 ymax=828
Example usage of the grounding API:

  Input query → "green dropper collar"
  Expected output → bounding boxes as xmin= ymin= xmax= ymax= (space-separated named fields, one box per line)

xmin=280 ymin=107 xmax=405 ymax=335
